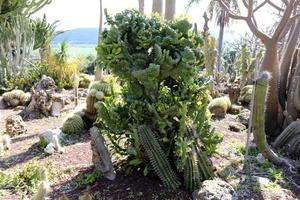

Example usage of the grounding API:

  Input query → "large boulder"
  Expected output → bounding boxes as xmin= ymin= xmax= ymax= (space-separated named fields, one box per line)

xmin=5 ymin=115 xmax=26 ymax=136
xmin=193 ymin=179 xmax=237 ymax=200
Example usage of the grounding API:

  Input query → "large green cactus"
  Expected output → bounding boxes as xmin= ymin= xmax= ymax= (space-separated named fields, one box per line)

xmin=252 ymin=71 xmax=284 ymax=165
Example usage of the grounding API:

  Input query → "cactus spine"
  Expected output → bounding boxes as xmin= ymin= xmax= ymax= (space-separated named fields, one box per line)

xmin=138 ymin=125 xmax=181 ymax=189
xmin=252 ymin=71 xmax=284 ymax=165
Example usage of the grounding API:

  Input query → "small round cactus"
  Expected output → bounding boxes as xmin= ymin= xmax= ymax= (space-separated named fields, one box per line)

xmin=62 ymin=114 xmax=84 ymax=135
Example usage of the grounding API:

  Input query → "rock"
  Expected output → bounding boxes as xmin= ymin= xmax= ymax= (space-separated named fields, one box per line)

xmin=193 ymin=179 xmax=237 ymax=200
xmin=0 ymin=97 xmax=7 ymax=109
xmin=40 ymin=128 xmax=64 ymax=145
xmin=252 ymin=176 xmax=270 ymax=185
xmin=255 ymin=153 xmax=265 ymax=164
xmin=237 ymin=109 xmax=250 ymax=127
xmin=44 ymin=143 xmax=56 ymax=154
xmin=5 ymin=115 xmax=26 ymax=136
xmin=51 ymin=95 xmax=65 ymax=117
xmin=229 ymin=122 xmax=246 ymax=132
xmin=229 ymin=105 xmax=243 ymax=115
xmin=226 ymin=84 xmax=240 ymax=104
xmin=90 ymin=126 xmax=116 ymax=180
xmin=13 ymin=106 xmax=25 ymax=111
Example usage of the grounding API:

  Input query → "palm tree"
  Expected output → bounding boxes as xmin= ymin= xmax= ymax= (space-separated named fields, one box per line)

xmin=152 ymin=0 xmax=163 ymax=17
xmin=95 ymin=0 xmax=103 ymax=81
xmin=186 ymin=0 xmax=239 ymax=72
xmin=165 ymin=0 xmax=176 ymax=20
xmin=33 ymin=14 xmax=63 ymax=61
xmin=138 ymin=0 xmax=145 ymax=14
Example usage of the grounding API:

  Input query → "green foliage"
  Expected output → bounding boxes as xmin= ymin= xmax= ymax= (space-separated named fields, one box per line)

xmin=0 ymin=161 xmax=54 ymax=195
xmin=96 ymin=10 xmax=220 ymax=190
xmin=268 ymin=168 xmax=283 ymax=181
xmin=62 ymin=114 xmax=84 ymax=135
xmin=77 ymin=171 xmax=102 ymax=186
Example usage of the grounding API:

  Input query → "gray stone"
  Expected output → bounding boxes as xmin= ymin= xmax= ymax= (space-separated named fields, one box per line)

xmin=193 ymin=179 xmax=238 ymax=200
xmin=237 ymin=109 xmax=250 ymax=127
xmin=229 ymin=105 xmax=243 ymax=115
xmin=256 ymin=153 xmax=266 ymax=164
xmin=40 ymin=128 xmax=64 ymax=144
xmin=252 ymin=176 xmax=270 ymax=185
xmin=0 ymin=97 xmax=7 ymax=109
xmin=229 ymin=122 xmax=246 ymax=132
xmin=90 ymin=126 xmax=116 ymax=181
xmin=6 ymin=115 xmax=26 ymax=136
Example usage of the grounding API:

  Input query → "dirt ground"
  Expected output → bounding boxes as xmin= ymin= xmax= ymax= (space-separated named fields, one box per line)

xmin=1 ymin=90 xmax=300 ymax=200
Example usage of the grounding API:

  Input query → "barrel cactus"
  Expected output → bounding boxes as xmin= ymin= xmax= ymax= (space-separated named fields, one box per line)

xmin=208 ymin=96 xmax=231 ymax=118
xmin=95 ymin=10 xmax=220 ymax=190
xmin=2 ymin=89 xmax=31 ymax=107
xmin=62 ymin=114 xmax=84 ymax=135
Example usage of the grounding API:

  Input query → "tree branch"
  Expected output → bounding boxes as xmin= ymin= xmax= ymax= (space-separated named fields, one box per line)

xmin=273 ymin=2 xmax=295 ymax=41
xmin=253 ymin=0 xmax=267 ymax=13
xmin=267 ymin=0 xmax=285 ymax=12
xmin=217 ymin=0 xmax=247 ymax=20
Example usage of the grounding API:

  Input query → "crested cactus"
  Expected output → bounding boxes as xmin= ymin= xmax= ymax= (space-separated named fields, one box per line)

xmin=96 ymin=10 xmax=219 ymax=190
xmin=138 ymin=125 xmax=181 ymax=189
xmin=273 ymin=121 xmax=300 ymax=148
xmin=62 ymin=114 xmax=84 ymax=135
xmin=208 ymin=96 xmax=231 ymax=118
xmin=2 ymin=90 xmax=31 ymax=107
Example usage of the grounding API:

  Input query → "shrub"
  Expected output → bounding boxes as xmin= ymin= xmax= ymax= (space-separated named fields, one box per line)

xmin=95 ymin=10 xmax=221 ymax=190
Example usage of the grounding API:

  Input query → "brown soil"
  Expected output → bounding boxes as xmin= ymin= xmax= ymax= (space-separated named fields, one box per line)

xmin=1 ymin=90 xmax=300 ymax=200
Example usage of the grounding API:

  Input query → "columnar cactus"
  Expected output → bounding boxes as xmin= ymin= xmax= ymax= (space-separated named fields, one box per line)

xmin=203 ymin=36 xmax=217 ymax=77
xmin=252 ymin=71 xmax=284 ymax=165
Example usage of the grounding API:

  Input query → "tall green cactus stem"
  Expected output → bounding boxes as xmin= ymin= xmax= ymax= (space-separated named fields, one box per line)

xmin=183 ymin=145 xmax=201 ymax=191
xmin=273 ymin=121 xmax=300 ymax=148
xmin=138 ymin=125 xmax=181 ymax=189
xmin=252 ymin=71 xmax=284 ymax=165
xmin=203 ymin=36 xmax=217 ymax=77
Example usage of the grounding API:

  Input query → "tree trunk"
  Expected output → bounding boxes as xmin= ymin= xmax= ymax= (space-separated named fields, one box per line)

xmin=138 ymin=0 xmax=145 ymax=14
xmin=260 ymin=43 xmax=280 ymax=136
xmin=279 ymin=19 xmax=300 ymax=109
xmin=164 ymin=0 xmax=176 ymax=20
xmin=216 ymin=12 xmax=225 ymax=72
xmin=152 ymin=0 xmax=163 ymax=18
xmin=95 ymin=0 xmax=104 ymax=81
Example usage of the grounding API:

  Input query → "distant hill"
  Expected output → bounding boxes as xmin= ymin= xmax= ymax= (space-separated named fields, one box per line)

xmin=53 ymin=28 xmax=98 ymax=44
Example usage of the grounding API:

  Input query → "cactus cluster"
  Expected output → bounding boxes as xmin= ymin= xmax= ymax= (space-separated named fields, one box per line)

xmin=208 ymin=96 xmax=231 ymax=118
xmin=239 ymin=85 xmax=253 ymax=104
xmin=61 ymin=114 xmax=84 ymax=135
xmin=95 ymin=10 xmax=219 ymax=190
xmin=85 ymin=78 xmax=119 ymax=120
xmin=79 ymin=74 xmax=92 ymax=88
xmin=2 ymin=89 xmax=31 ymax=107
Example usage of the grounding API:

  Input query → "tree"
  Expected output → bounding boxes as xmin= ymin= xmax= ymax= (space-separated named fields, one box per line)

xmin=218 ymin=0 xmax=300 ymax=135
xmin=95 ymin=0 xmax=103 ymax=81
xmin=186 ymin=0 xmax=239 ymax=72
xmin=33 ymin=14 xmax=62 ymax=62
xmin=138 ymin=0 xmax=145 ymax=14
xmin=152 ymin=0 xmax=163 ymax=17
xmin=165 ymin=0 xmax=176 ymax=20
